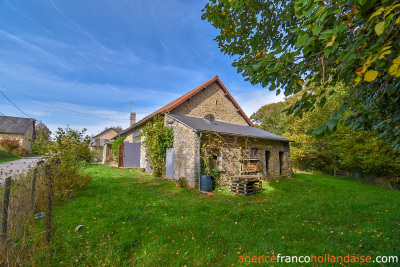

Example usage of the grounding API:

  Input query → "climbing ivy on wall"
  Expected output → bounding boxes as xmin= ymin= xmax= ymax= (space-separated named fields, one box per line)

xmin=112 ymin=135 xmax=125 ymax=161
xmin=139 ymin=115 xmax=174 ymax=176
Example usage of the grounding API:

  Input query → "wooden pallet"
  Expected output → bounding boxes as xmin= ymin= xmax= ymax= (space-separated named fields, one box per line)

xmin=229 ymin=180 xmax=262 ymax=195
xmin=229 ymin=187 xmax=262 ymax=195
xmin=230 ymin=183 xmax=262 ymax=189
xmin=231 ymin=175 xmax=260 ymax=183
xmin=243 ymin=164 xmax=263 ymax=171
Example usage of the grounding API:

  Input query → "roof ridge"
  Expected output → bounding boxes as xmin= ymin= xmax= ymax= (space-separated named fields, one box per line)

xmin=166 ymin=113 xmax=291 ymax=142
xmin=167 ymin=113 xmax=254 ymax=127
xmin=92 ymin=127 xmax=118 ymax=139
xmin=118 ymin=76 xmax=253 ymax=136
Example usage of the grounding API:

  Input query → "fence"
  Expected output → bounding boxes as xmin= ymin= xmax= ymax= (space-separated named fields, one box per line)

xmin=0 ymin=162 xmax=54 ymax=265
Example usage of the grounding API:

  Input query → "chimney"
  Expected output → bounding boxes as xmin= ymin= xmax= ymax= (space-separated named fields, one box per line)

xmin=130 ymin=112 xmax=136 ymax=126
xmin=204 ymin=114 xmax=215 ymax=124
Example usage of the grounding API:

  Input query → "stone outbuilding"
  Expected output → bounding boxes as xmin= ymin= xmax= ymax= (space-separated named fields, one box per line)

xmin=115 ymin=76 xmax=292 ymax=188
xmin=0 ymin=116 xmax=35 ymax=152
xmin=90 ymin=128 xmax=119 ymax=162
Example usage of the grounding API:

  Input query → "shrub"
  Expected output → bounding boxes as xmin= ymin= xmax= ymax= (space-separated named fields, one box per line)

xmin=13 ymin=147 xmax=29 ymax=157
xmin=0 ymin=137 xmax=20 ymax=152
xmin=112 ymin=136 xmax=126 ymax=162
xmin=38 ymin=126 xmax=93 ymax=199
xmin=139 ymin=115 xmax=173 ymax=177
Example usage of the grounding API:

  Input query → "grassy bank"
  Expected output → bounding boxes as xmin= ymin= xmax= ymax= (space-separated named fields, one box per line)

xmin=41 ymin=165 xmax=399 ymax=266
xmin=0 ymin=148 xmax=20 ymax=163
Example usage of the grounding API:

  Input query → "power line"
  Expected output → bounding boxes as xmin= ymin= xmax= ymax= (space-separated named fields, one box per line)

xmin=0 ymin=84 xmax=129 ymax=124
xmin=23 ymin=106 xmax=84 ymax=116
xmin=0 ymin=89 xmax=33 ymax=119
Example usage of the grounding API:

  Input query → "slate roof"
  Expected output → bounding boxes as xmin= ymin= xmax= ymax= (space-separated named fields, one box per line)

xmin=166 ymin=113 xmax=291 ymax=142
xmin=0 ymin=116 xmax=35 ymax=134
xmin=117 ymin=76 xmax=253 ymax=138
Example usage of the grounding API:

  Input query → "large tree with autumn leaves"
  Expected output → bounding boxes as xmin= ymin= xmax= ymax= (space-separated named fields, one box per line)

xmin=202 ymin=0 xmax=400 ymax=149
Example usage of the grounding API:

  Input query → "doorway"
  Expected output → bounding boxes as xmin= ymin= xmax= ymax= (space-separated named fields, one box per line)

xmin=279 ymin=151 xmax=284 ymax=175
xmin=165 ymin=148 xmax=174 ymax=179
xmin=118 ymin=144 xmax=124 ymax=167
xmin=265 ymin=151 xmax=270 ymax=177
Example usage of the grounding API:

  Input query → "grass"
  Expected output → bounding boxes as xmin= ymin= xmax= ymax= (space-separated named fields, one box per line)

xmin=41 ymin=165 xmax=399 ymax=266
xmin=0 ymin=148 xmax=20 ymax=163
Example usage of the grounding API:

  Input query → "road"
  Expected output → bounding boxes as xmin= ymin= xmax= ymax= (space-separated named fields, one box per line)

xmin=0 ymin=157 xmax=41 ymax=184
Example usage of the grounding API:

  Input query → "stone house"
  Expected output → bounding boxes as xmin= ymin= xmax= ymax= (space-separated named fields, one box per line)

xmin=90 ymin=128 xmax=119 ymax=162
xmin=0 ymin=116 xmax=36 ymax=152
xmin=116 ymin=76 xmax=292 ymax=188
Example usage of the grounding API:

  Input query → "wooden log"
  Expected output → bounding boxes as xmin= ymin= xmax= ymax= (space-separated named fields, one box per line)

xmin=30 ymin=168 xmax=37 ymax=208
xmin=45 ymin=167 xmax=54 ymax=244
xmin=1 ymin=177 xmax=11 ymax=243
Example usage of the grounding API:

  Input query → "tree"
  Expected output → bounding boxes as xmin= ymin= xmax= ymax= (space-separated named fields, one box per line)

xmin=250 ymin=101 xmax=288 ymax=136
xmin=251 ymin=84 xmax=400 ymax=186
xmin=36 ymin=122 xmax=52 ymax=141
xmin=202 ymin=0 xmax=400 ymax=149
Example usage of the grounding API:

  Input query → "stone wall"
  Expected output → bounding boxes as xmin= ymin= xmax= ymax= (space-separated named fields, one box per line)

xmin=166 ymin=116 xmax=199 ymax=188
xmin=0 ymin=132 xmax=33 ymax=152
xmin=251 ymin=139 xmax=292 ymax=178
xmin=203 ymin=136 xmax=292 ymax=185
xmin=22 ymin=123 xmax=35 ymax=151
xmin=91 ymin=146 xmax=103 ymax=161
xmin=171 ymin=82 xmax=249 ymax=126
xmin=123 ymin=132 xmax=133 ymax=143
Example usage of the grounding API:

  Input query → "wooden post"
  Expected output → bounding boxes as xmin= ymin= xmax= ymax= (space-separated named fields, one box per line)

xmin=45 ymin=167 xmax=53 ymax=244
xmin=30 ymin=168 xmax=37 ymax=208
xmin=1 ymin=177 xmax=11 ymax=243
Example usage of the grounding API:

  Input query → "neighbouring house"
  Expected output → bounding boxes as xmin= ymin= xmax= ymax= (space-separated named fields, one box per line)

xmin=114 ymin=76 xmax=292 ymax=188
xmin=90 ymin=128 xmax=119 ymax=163
xmin=0 ymin=116 xmax=36 ymax=152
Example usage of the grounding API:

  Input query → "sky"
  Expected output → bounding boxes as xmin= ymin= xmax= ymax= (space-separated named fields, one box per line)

xmin=0 ymin=0 xmax=284 ymax=136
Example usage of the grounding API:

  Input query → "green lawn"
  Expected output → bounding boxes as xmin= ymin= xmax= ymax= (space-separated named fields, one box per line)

xmin=43 ymin=165 xmax=399 ymax=266
xmin=0 ymin=148 xmax=20 ymax=163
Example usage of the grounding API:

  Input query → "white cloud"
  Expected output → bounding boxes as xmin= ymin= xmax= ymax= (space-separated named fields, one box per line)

xmin=0 ymin=29 xmax=75 ymax=72
xmin=233 ymin=88 xmax=285 ymax=117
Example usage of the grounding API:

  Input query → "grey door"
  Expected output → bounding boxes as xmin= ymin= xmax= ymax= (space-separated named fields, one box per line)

xmin=165 ymin=148 xmax=174 ymax=179
xmin=123 ymin=142 xmax=141 ymax=168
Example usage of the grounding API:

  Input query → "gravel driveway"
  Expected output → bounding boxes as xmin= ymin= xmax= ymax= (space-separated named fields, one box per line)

xmin=0 ymin=157 xmax=41 ymax=184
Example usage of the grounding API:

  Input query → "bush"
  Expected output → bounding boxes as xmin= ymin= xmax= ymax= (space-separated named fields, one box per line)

xmin=112 ymin=136 xmax=126 ymax=162
xmin=139 ymin=115 xmax=173 ymax=177
xmin=0 ymin=147 xmax=19 ymax=161
xmin=13 ymin=147 xmax=29 ymax=157
xmin=38 ymin=126 xmax=93 ymax=199
xmin=0 ymin=137 xmax=20 ymax=152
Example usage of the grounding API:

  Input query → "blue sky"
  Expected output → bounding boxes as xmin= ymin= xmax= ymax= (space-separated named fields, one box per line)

xmin=0 ymin=0 xmax=284 ymax=136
